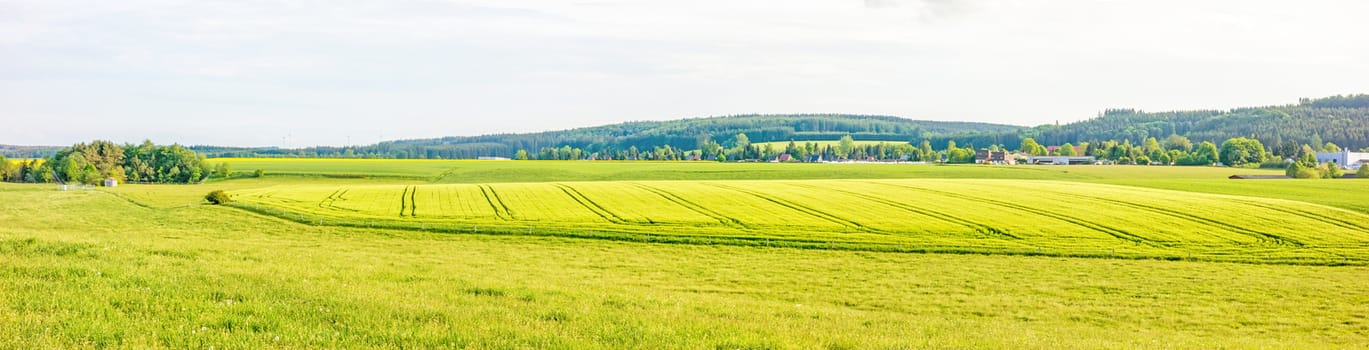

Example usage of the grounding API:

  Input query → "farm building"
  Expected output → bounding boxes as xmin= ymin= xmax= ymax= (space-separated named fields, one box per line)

xmin=477 ymin=156 xmax=511 ymax=161
xmin=103 ymin=177 xmax=118 ymax=187
xmin=1027 ymin=156 xmax=1096 ymax=165
xmin=1315 ymin=151 xmax=1369 ymax=169
xmin=974 ymin=150 xmax=1015 ymax=165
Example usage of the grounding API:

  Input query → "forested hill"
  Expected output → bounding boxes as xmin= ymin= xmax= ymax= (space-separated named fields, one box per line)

xmin=938 ymin=94 xmax=1369 ymax=152
xmin=0 ymin=145 xmax=62 ymax=158
xmin=193 ymin=115 xmax=1021 ymax=159
xmin=184 ymin=94 xmax=1369 ymax=159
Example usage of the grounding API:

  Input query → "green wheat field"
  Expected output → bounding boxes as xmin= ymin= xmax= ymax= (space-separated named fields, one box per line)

xmin=3 ymin=159 xmax=1367 ymax=348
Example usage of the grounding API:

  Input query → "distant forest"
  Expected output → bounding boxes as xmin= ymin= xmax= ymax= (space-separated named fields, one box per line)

xmin=188 ymin=114 xmax=1018 ymax=159
xmin=180 ymin=95 xmax=1369 ymax=160
xmin=943 ymin=94 xmax=1369 ymax=153
xmin=0 ymin=145 xmax=61 ymax=159
xmin=5 ymin=95 xmax=1367 ymax=160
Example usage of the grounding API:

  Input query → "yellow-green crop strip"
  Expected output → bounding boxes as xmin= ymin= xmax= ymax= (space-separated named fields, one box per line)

xmin=229 ymin=178 xmax=1369 ymax=265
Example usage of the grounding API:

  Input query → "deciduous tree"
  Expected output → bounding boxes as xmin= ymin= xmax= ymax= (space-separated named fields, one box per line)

xmin=1019 ymin=138 xmax=1047 ymax=156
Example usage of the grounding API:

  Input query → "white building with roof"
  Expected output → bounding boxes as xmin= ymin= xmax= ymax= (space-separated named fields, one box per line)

xmin=1316 ymin=151 xmax=1369 ymax=169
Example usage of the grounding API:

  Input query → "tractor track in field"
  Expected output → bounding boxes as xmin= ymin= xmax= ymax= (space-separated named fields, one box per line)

xmin=709 ymin=183 xmax=872 ymax=232
xmin=555 ymin=184 xmax=629 ymax=224
xmin=399 ymin=186 xmax=409 ymax=216
xmin=799 ymin=183 xmax=1020 ymax=239
xmin=405 ymin=185 xmax=416 ymax=216
xmin=632 ymin=183 xmax=751 ymax=229
xmin=320 ymin=189 xmax=344 ymax=209
xmin=861 ymin=181 xmax=1154 ymax=245
xmin=1033 ymin=189 xmax=1303 ymax=246
xmin=399 ymin=186 xmax=418 ymax=217
xmin=319 ymin=188 xmax=349 ymax=208
xmin=317 ymin=188 xmax=362 ymax=213
xmin=1237 ymin=201 xmax=1369 ymax=233
xmin=478 ymin=185 xmax=515 ymax=221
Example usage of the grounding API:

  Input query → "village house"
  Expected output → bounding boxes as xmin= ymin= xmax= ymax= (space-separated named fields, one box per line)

xmin=974 ymin=150 xmax=1015 ymax=165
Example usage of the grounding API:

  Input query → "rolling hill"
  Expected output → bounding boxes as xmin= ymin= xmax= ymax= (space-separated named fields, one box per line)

xmin=0 ymin=145 xmax=62 ymax=158
xmin=191 ymin=114 xmax=1020 ymax=159
xmin=186 ymin=94 xmax=1369 ymax=159
xmin=938 ymin=94 xmax=1369 ymax=151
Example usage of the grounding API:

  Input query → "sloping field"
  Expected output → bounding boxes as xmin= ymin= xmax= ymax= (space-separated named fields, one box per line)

xmin=213 ymin=158 xmax=461 ymax=178
xmin=230 ymin=179 xmax=1369 ymax=265
xmin=210 ymin=158 xmax=1281 ymax=183
xmin=1095 ymin=178 xmax=1369 ymax=214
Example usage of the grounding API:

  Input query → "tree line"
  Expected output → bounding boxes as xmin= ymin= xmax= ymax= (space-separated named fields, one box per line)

xmin=514 ymin=134 xmax=948 ymax=162
xmin=510 ymin=132 xmax=1365 ymax=178
xmin=0 ymin=141 xmax=217 ymax=185
xmin=944 ymin=94 xmax=1369 ymax=153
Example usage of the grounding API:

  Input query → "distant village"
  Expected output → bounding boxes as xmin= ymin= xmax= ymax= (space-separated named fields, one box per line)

xmin=500 ymin=136 xmax=1369 ymax=173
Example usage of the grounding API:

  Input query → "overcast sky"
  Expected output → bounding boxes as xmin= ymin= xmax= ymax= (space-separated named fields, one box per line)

xmin=3 ymin=0 xmax=1367 ymax=147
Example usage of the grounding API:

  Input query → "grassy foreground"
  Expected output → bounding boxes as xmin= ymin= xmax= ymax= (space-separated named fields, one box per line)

xmin=2 ymin=187 xmax=1367 ymax=348
xmin=7 ymin=161 xmax=1369 ymax=348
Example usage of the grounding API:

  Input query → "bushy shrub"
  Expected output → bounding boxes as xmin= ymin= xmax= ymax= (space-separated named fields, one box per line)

xmin=214 ymin=163 xmax=232 ymax=178
xmin=1358 ymin=164 xmax=1369 ymax=178
xmin=1320 ymin=164 xmax=1344 ymax=179
xmin=254 ymin=169 xmax=265 ymax=178
xmin=205 ymin=190 xmax=231 ymax=204
xmin=1287 ymin=162 xmax=1324 ymax=179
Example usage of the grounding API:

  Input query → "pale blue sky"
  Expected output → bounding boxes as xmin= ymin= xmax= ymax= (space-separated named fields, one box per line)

xmin=3 ymin=0 xmax=1367 ymax=147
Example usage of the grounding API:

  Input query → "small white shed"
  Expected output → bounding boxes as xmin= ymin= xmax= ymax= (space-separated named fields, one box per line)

xmin=104 ymin=177 xmax=118 ymax=187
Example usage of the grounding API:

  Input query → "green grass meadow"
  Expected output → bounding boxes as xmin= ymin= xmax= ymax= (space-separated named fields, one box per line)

xmin=3 ymin=159 xmax=1368 ymax=348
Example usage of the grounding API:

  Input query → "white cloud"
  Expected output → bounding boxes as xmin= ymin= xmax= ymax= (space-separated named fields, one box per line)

xmin=1 ymin=0 xmax=1367 ymax=146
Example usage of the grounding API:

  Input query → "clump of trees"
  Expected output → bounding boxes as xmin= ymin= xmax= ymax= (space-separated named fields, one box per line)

xmin=0 ymin=156 xmax=52 ymax=183
xmin=205 ymin=190 xmax=231 ymax=204
xmin=1285 ymin=154 xmax=1320 ymax=179
xmin=1285 ymin=152 xmax=1355 ymax=179
xmin=1218 ymin=137 xmax=1266 ymax=167
xmin=1 ymin=140 xmax=214 ymax=185
xmin=121 ymin=141 xmax=214 ymax=183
